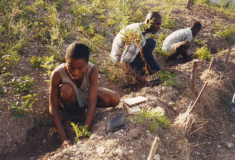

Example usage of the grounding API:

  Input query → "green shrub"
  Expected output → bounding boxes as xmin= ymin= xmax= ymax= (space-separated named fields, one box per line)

xmin=215 ymin=24 xmax=235 ymax=42
xmin=157 ymin=71 xmax=178 ymax=86
xmin=29 ymin=57 xmax=44 ymax=68
xmin=8 ymin=94 xmax=38 ymax=120
xmin=193 ymin=45 xmax=211 ymax=61
xmin=133 ymin=107 xmax=170 ymax=131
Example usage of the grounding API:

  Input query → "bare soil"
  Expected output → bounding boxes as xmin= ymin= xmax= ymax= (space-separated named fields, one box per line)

xmin=1 ymin=2 xmax=235 ymax=160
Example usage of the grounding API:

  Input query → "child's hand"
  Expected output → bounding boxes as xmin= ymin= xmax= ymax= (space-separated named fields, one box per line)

xmin=61 ymin=140 xmax=72 ymax=149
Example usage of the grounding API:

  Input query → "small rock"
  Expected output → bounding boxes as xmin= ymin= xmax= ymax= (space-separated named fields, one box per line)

xmin=96 ymin=146 xmax=105 ymax=155
xmin=161 ymin=86 xmax=167 ymax=94
xmin=75 ymin=151 xmax=80 ymax=155
xmin=43 ymin=139 xmax=46 ymax=143
xmin=146 ymin=132 xmax=154 ymax=139
xmin=99 ymin=126 xmax=106 ymax=132
xmin=142 ymin=154 xmax=146 ymax=159
xmin=225 ymin=142 xmax=234 ymax=148
xmin=48 ymin=128 xmax=57 ymax=137
xmin=128 ymin=129 xmax=139 ymax=138
xmin=154 ymin=154 xmax=160 ymax=160
xmin=116 ymin=148 xmax=123 ymax=156
xmin=217 ymin=145 xmax=221 ymax=148
xmin=158 ymin=148 xmax=165 ymax=155
xmin=168 ymin=102 xmax=175 ymax=106
xmin=161 ymin=94 xmax=172 ymax=103
xmin=129 ymin=150 xmax=133 ymax=153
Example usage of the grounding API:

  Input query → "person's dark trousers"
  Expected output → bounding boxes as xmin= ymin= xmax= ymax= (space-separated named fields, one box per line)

xmin=231 ymin=93 xmax=235 ymax=116
xmin=130 ymin=38 xmax=160 ymax=73
xmin=167 ymin=51 xmax=191 ymax=61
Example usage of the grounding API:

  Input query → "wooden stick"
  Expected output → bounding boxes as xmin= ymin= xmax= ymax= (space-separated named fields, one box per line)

xmin=189 ymin=82 xmax=208 ymax=113
xmin=225 ymin=47 xmax=232 ymax=63
xmin=208 ymin=57 xmax=215 ymax=70
xmin=147 ymin=136 xmax=160 ymax=160
xmin=187 ymin=0 xmax=191 ymax=9
xmin=191 ymin=60 xmax=198 ymax=93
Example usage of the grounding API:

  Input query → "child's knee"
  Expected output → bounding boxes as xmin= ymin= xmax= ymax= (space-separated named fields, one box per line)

xmin=60 ymin=84 xmax=76 ymax=102
xmin=111 ymin=92 xmax=120 ymax=107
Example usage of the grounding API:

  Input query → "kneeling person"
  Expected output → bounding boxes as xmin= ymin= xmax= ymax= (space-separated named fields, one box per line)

xmin=111 ymin=11 xmax=162 ymax=86
xmin=162 ymin=21 xmax=202 ymax=63
xmin=49 ymin=42 xmax=120 ymax=149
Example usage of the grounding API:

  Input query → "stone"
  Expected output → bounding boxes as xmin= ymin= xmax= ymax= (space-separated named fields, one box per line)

xmin=116 ymin=148 xmax=123 ymax=156
xmin=161 ymin=94 xmax=172 ymax=103
xmin=163 ymin=134 xmax=175 ymax=147
xmin=48 ymin=128 xmax=57 ymax=137
xmin=168 ymin=102 xmax=175 ymax=106
xmin=75 ymin=151 xmax=80 ymax=155
xmin=225 ymin=142 xmax=234 ymax=148
xmin=128 ymin=129 xmax=139 ymax=138
xmin=99 ymin=126 xmax=106 ymax=132
xmin=146 ymin=132 xmax=154 ymax=139
xmin=96 ymin=146 xmax=105 ymax=155
xmin=161 ymin=86 xmax=167 ymax=94
xmin=154 ymin=154 xmax=160 ymax=160
xmin=158 ymin=148 xmax=165 ymax=155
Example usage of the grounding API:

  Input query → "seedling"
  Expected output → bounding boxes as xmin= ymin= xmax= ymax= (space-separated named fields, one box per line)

xmin=29 ymin=56 xmax=44 ymax=68
xmin=157 ymin=71 xmax=178 ymax=86
xmin=132 ymin=107 xmax=170 ymax=131
xmin=7 ymin=75 xmax=35 ymax=93
xmin=71 ymin=123 xmax=91 ymax=142
xmin=193 ymin=45 xmax=211 ymax=61
xmin=8 ymin=94 xmax=38 ymax=120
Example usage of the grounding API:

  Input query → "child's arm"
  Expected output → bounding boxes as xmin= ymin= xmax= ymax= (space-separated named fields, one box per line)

xmin=49 ymin=71 xmax=71 ymax=148
xmin=85 ymin=66 xmax=99 ymax=131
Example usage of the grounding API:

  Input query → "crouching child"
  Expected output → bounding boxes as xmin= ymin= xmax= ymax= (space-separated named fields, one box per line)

xmin=49 ymin=42 xmax=120 ymax=149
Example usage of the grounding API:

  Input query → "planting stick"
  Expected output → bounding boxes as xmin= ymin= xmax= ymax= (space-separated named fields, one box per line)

xmin=208 ymin=57 xmax=214 ymax=70
xmin=187 ymin=0 xmax=191 ymax=9
xmin=147 ymin=136 xmax=160 ymax=160
xmin=191 ymin=60 xmax=198 ymax=93
xmin=225 ymin=47 xmax=232 ymax=63
xmin=189 ymin=82 xmax=208 ymax=113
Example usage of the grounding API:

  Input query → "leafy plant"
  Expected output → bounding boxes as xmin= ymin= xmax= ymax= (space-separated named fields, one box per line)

xmin=71 ymin=123 xmax=91 ymax=142
xmin=161 ymin=0 xmax=178 ymax=29
xmin=7 ymin=75 xmax=35 ymax=93
xmin=8 ymin=94 xmax=38 ymax=120
xmin=89 ymin=57 xmax=98 ymax=65
xmin=157 ymin=71 xmax=178 ymax=86
xmin=215 ymin=23 xmax=235 ymax=42
xmin=29 ymin=56 xmax=44 ymax=67
xmin=193 ymin=45 xmax=211 ymax=61
xmin=133 ymin=107 xmax=170 ymax=131
xmin=40 ymin=55 xmax=59 ymax=76
xmin=154 ymin=32 xmax=170 ymax=58
xmin=195 ymin=38 xmax=206 ymax=46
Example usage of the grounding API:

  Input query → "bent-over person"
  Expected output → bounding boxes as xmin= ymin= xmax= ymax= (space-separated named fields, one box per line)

xmin=162 ymin=21 xmax=202 ymax=65
xmin=111 ymin=11 xmax=162 ymax=86
xmin=49 ymin=42 xmax=120 ymax=149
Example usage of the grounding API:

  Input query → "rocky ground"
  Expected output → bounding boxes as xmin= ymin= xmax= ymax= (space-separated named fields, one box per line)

xmin=1 ymin=1 xmax=235 ymax=160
